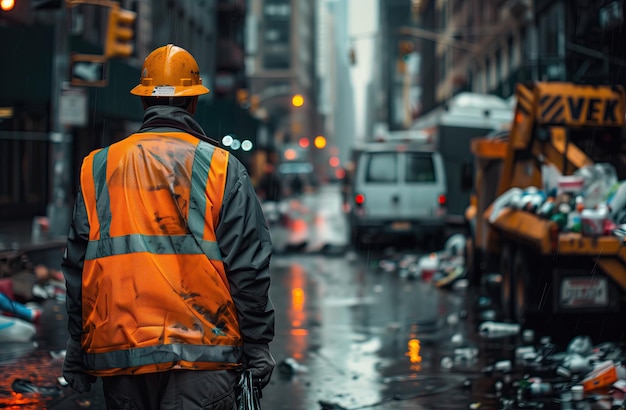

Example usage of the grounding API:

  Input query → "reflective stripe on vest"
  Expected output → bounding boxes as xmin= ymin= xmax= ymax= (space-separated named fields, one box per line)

xmin=84 ymin=343 xmax=242 ymax=371
xmin=86 ymin=140 xmax=222 ymax=260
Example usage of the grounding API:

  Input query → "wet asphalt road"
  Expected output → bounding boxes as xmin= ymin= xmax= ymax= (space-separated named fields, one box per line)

xmin=1 ymin=184 xmax=624 ymax=409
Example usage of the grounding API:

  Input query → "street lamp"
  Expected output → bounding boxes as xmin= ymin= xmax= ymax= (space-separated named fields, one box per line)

xmin=1 ymin=0 xmax=15 ymax=11
xmin=314 ymin=135 xmax=326 ymax=149
xmin=291 ymin=94 xmax=304 ymax=107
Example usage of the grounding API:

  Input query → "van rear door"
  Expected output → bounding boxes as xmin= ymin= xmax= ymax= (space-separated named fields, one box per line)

xmin=356 ymin=150 xmax=401 ymax=219
xmin=401 ymin=151 xmax=444 ymax=218
xmin=355 ymin=149 xmax=444 ymax=220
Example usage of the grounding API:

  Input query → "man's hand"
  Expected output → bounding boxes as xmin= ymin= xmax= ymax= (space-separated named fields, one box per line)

xmin=63 ymin=338 xmax=96 ymax=393
xmin=242 ymin=342 xmax=275 ymax=389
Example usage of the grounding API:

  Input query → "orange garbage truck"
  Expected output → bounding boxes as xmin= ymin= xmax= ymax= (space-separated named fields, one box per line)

xmin=465 ymin=82 xmax=626 ymax=334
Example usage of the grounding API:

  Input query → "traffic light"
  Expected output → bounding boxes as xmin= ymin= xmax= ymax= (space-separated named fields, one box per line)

xmin=0 ymin=0 xmax=34 ymax=24
xmin=105 ymin=2 xmax=136 ymax=58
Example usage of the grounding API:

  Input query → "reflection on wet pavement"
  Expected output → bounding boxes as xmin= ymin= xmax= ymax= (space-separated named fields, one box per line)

xmin=0 ymin=298 xmax=106 ymax=409
xmin=263 ymin=249 xmax=626 ymax=410
xmin=2 ymin=188 xmax=625 ymax=409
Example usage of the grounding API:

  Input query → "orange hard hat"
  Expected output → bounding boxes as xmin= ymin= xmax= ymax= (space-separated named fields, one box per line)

xmin=130 ymin=44 xmax=209 ymax=97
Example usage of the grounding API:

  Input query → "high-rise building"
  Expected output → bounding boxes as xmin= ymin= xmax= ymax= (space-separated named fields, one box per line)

xmin=414 ymin=0 xmax=625 ymax=113
xmin=246 ymin=0 xmax=322 ymax=168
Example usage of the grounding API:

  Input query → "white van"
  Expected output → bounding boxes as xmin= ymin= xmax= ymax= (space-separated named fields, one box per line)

xmin=348 ymin=140 xmax=447 ymax=248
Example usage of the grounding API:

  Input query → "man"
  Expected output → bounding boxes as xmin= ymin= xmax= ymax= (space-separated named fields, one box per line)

xmin=61 ymin=44 xmax=275 ymax=409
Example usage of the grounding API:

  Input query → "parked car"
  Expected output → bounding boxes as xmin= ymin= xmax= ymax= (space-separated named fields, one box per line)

xmin=348 ymin=139 xmax=447 ymax=249
xmin=278 ymin=161 xmax=317 ymax=197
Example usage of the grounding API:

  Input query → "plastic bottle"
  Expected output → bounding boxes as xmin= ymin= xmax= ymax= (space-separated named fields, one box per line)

xmin=454 ymin=347 xmax=479 ymax=361
xmin=537 ymin=196 xmax=555 ymax=218
xmin=567 ymin=197 xmax=583 ymax=232
xmin=557 ymin=353 xmax=594 ymax=377
xmin=0 ymin=315 xmax=36 ymax=343
xmin=551 ymin=203 xmax=570 ymax=230
xmin=478 ymin=321 xmax=521 ymax=338
xmin=518 ymin=377 xmax=553 ymax=400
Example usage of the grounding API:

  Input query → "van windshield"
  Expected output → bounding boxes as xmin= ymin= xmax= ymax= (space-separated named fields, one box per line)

xmin=406 ymin=152 xmax=435 ymax=183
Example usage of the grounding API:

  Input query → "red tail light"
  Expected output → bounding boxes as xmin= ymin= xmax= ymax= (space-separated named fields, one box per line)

xmin=438 ymin=194 xmax=446 ymax=206
xmin=355 ymin=193 xmax=365 ymax=205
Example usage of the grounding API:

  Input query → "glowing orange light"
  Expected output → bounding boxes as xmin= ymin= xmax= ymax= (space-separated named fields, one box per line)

xmin=314 ymin=135 xmax=326 ymax=149
xmin=1 ymin=0 xmax=15 ymax=11
xmin=284 ymin=148 xmax=297 ymax=161
xmin=290 ymin=328 xmax=309 ymax=336
xmin=329 ymin=156 xmax=340 ymax=167
xmin=292 ymin=288 xmax=305 ymax=311
xmin=406 ymin=338 xmax=422 ymax=363
xmin=292 ymin=219 xmax=307 ymax=233
xmin=292 ymin=94 xmax=304 ymax=107
xmin=335 ymin=168 xmax=345 ymax=179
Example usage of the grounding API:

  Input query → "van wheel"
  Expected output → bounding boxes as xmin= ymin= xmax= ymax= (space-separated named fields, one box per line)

xmin=349 ymin=222 xmax=362 ymax=250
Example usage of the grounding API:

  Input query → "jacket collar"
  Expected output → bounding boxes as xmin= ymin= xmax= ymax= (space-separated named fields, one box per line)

xmin=139 ymin=105 xmax=207 ymax=137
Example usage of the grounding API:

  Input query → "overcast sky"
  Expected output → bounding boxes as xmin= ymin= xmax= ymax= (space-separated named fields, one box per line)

xmin=348 ymin=0 xmax=378 ymax=139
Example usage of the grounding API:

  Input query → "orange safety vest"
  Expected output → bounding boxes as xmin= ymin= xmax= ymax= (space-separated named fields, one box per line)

xmin=79 ymin=131 xmax=242 ymax=376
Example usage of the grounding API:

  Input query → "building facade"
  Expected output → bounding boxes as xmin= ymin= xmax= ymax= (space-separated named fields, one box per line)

xmin=0 ymin=0 xmax=264 ymax=227
xmin=246 ymin=0 xmax=322 ymax=176
xmin=414 ymin=0 xmax=626 ymax=114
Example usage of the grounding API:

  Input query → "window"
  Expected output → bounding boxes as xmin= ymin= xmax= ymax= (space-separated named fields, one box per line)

xmin=365 ymin=152 xmax=397 ymax=183
xmin=264 ymin=3 xmax=291 ymax=17
xmin=406 ymin=153 xmax=435 ymax=183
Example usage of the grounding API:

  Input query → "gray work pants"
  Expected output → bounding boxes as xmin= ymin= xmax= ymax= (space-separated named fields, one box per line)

xmin=102 ymin=369 xmax=240 ymax=410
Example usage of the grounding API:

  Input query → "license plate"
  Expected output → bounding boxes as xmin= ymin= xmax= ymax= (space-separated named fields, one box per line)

xmin=560 ymin=277 xmax=608 ymax=308
xmin=391 ymin=222 xmax=411 ymax=231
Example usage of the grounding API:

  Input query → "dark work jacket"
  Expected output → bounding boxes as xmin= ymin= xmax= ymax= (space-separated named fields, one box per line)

xmin=62 ymin=105 xmax=274 ymax=376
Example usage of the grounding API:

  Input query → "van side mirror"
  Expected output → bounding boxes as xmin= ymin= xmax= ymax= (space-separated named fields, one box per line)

xmin=461 ymin=161 xmax=473 ymax=191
